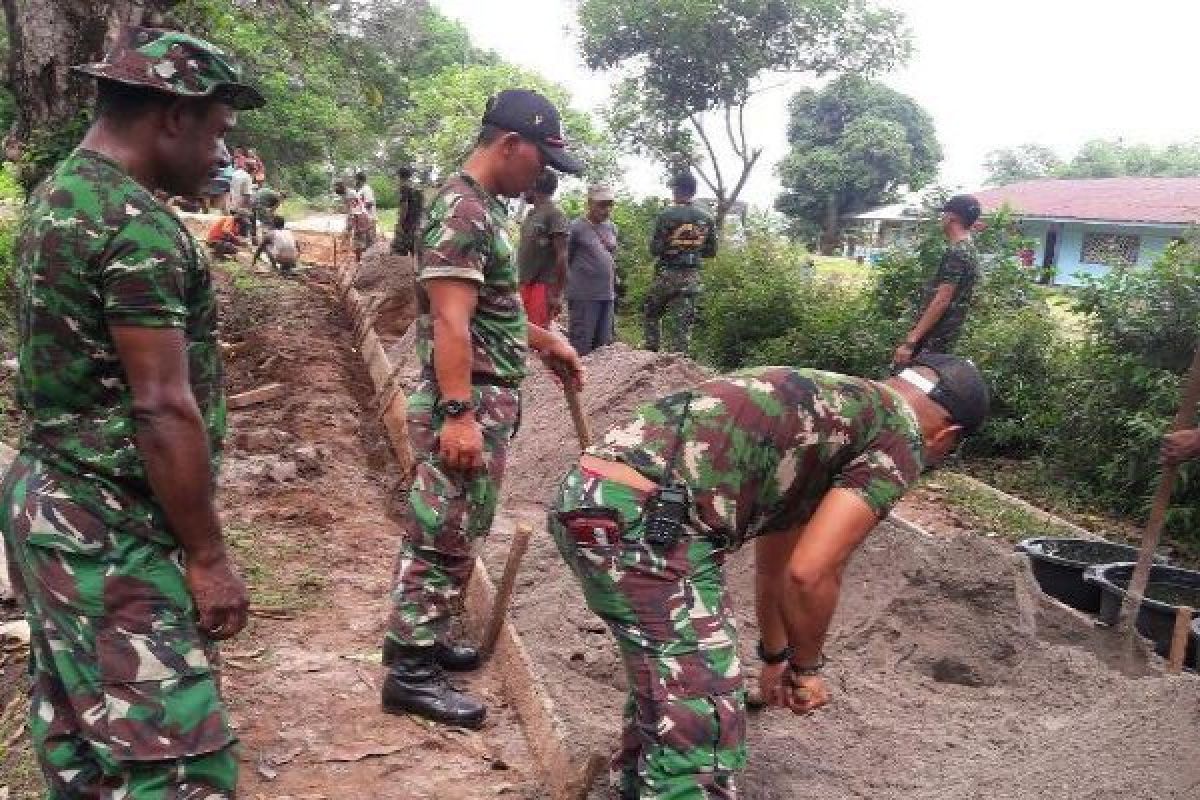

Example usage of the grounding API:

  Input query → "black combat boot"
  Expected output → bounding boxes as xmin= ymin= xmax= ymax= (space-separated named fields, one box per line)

xmin=383 ymin=637 xmax=481 ymax=672
xmin=381 ymin=644 xmax=486 ymax=729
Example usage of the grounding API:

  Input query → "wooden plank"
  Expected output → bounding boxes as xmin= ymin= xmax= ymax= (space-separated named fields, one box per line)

xmin=481 ymin=522 xmax=533 ymax=659
xmin=380 ymin=391 xmax=414 ymax=478
xmin=228 ymin=383 xmax=286 ymax=410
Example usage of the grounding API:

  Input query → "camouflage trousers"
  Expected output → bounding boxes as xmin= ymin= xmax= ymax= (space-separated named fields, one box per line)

xmin=549 ymin=465 xmax=747 ymax=799
xmin=642 ymin=268 xmax=701 ymax=354
xmin=0 ymin=455 xmax=237 ymax=799
xmin=387 ymin=381 xmax=520 ymax=647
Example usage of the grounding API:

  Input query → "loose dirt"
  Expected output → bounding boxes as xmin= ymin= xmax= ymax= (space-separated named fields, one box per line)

xmin=478 ymin=345 xmax=1200 ymax=800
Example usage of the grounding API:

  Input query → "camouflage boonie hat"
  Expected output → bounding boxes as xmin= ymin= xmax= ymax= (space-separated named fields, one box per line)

xmin=75 ymin=27 xmax=265 ymax=111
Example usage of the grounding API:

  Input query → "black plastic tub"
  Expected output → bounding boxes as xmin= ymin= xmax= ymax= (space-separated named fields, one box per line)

xmin=1085 ymin=562 xmax=1200 ymax=669
xmin=1014 ymin=537 xmax=1156 ymax=613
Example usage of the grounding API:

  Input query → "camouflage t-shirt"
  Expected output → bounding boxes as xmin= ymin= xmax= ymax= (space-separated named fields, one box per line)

xmin=918 ymin=238 xmax=979 ymax=353
xmin=587 ymin=367 xmax=924 ymax=548
xmin=651 ymin=203 xmax=718 ymax=269
xmin=415 ymin=173 xmax=528 ymax=386
xmin=13 ymin=148 xmax=225 ymax=543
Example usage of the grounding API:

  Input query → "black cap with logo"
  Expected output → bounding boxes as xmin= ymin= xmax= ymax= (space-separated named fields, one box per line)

xmin=910 ymin=352 xmax=990 ymax=435
xmin=941 ymin=194 xmax=982 ymax=227
xmin=482 ymin=89 xmax=584 ymax=176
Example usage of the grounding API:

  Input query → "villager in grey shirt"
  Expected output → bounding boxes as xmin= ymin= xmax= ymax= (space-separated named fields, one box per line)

xmin=566 ymin=186 xmax=619 ymax=355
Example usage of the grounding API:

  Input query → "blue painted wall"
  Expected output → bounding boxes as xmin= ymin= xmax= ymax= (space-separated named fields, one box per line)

xmin=1016 ymin=221 xmax=1182 ymax=286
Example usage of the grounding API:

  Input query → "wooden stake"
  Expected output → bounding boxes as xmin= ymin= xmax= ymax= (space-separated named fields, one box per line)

xmin=480 ymin=522 xmax=533 ymax=660
xmin=570 ymin=752 xmax=609 ymax=800
xmin=1167 ymin=605 xmax=1193 ymax=674
xmin=1119 ymin=343 xmax=1200 ymax=633
xmin=564 ymin=384 xmax=592 ymax=449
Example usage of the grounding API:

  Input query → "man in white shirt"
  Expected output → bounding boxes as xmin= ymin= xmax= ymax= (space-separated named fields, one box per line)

xmin=228 ymin=164 xmax=254 ymax=212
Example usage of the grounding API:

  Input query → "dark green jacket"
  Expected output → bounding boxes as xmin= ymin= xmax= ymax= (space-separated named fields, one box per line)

xmin=650 ymin=203 xmax=718 ymax=269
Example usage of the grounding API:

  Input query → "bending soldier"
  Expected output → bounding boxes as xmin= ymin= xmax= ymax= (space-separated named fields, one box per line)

xmin=550 ymin=354 xmax=989 ymax=798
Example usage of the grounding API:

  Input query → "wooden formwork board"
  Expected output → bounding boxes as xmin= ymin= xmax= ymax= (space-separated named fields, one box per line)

xmin=327 ymin=260 xmax=584 ymax=799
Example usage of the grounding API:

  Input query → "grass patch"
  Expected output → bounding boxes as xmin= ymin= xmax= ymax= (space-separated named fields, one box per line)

xmin=225 ymin=525 xmax=327 ymax=612
xmin=924 ymin=471 xmax=1082 ymax=544
xmin=813 ymin=255 xmax=870 ymax=286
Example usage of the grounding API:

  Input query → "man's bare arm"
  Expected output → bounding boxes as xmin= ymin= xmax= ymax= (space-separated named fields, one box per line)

xmin=781 ymin=489 xmax=880 ymax=665
xmin=904 ymin=283 xmax=956 ymax=348
xmin=110 ymin=325 xmax=247 ymax=639
xmin=425 ymin=278 xmax=478 ymax=403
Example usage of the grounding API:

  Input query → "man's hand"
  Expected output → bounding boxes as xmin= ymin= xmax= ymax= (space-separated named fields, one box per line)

xmin=1162 ymin=428 xmax=1200 ymax=466
xmin=783 ymin=671 xmax=830 ymax=715
xmin=758 ymin=661 xmax=787 ymax=708
xmin=186 ymin=551 xmax=249 ymax=641
xmin=536 ymin=328 xmax=584 ymax=391
xmin=439 ymin=414 xmax=484 ymax=472
xmin=893 ymin=342 xmax=916 ymax=368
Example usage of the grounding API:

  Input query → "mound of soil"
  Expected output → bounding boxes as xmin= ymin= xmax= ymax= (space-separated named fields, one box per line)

xmin=474 ymin=343 xmax=1200 ymax=800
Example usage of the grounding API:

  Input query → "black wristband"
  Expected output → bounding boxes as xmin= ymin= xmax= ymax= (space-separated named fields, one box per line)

xmin=787 ymin=654 xmax=826 ymax=676
xmin=756 ymin=639 xmax=793 ymax=665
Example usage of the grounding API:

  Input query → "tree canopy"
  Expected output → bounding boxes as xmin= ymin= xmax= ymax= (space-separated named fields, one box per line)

xmin=775 ymin=75 xmax=941 ymax=250
xmin=578 ymin=0 xmax=912 ymax=226
xmin=984 ymin=139 xmax=1200 ymax=186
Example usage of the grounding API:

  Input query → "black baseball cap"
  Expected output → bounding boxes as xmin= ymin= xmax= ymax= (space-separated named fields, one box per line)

xmin=908 ymin=353 xmax=990 ymax=435
xmin=482 ymin=89 xmax=584 ymax=176
xmin=941 ymin=194 xmax=982 ymax=227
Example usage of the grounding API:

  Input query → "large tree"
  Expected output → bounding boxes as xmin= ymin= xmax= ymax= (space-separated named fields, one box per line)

xmin=578 ymin=0 xmax=912 ymax=228
xmin=774 ymin=75 xmax=940 ymax=252
xmin=982 ymin=143 xmax=1063 ymax=186
xmin=395 ymin=62 xmax=618 ymax=183
xmin=1 ymin=0 xmax=179 ymax=189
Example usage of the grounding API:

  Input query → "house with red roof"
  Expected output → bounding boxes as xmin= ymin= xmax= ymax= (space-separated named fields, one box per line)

xmin=856 ymin=178 xmax=1200 ymax=285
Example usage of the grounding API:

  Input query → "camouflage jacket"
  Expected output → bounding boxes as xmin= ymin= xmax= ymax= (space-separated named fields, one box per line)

xmin=587 ymin=367 xmax=924 ymax=548
xmin=918 ymin=238 xmax=979 ymax=352
xmin=13 ymin=149 xmax=225 ymax=544
xmin=415 ymin=173 xmax=527 ymax=386
xmin=650 ymin=203 xmax=718 ymax=269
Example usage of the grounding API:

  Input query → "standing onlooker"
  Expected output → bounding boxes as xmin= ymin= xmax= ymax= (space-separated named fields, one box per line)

xmin=566 ymin=184 xmax=619 ymax=355
xmin=355 ymin=171 xmax=377 ymax=220
xmin=245 ymin=147 xmax=266 ymax=184
xmin=2 ymin=27 xmax=261 ymax=798
xmin=643 ymin=170 xmax=718 ymax=354
xmin=381 ymin=88 xmax=584 ymax=730
xmin=392 ymin=166 xmax=424 ymax=257
xmin=892 ymin=194 xmax=981 ymax=366
xmin=228 ymin=157 xmax=254 ymax=212
xmin=517 ymin=168 xmax=569 ymax=328
xmin=334 ymin=179 xmax=373 ymax=263
xmin=205 ymin=159 xmax=233 ymax=214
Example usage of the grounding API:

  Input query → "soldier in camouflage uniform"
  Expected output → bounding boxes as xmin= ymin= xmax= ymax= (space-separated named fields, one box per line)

xmin=643 ymin=171 xmax=718 ymax=354
xmin=550 ymin=354 xmax=989 ymax=798
xmin=0 ymin=28 xmax=264 ymax=798
xmin=381 ymin=89 xmax=585 ymax=728
xmin=893 ymin=194 xmax=982 ymax=366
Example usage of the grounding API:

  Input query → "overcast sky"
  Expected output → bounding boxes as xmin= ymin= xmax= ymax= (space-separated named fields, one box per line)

xmin=431 ymin=0 xmax=1200 ymax=208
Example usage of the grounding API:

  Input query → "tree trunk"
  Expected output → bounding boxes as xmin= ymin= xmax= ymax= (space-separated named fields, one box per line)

xmin=819 ymin=194 xmax=841 ymax=255
xmin=1 ymin=0 xmax=176 ymax=186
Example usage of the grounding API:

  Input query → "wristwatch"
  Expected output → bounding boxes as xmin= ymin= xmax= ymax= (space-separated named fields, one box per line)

xmin=437 ymin=399 xmax=475 ymax=419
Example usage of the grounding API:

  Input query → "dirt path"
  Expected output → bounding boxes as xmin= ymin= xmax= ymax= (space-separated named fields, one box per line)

xmin=214 ymin=264 xmax=542 ymax=799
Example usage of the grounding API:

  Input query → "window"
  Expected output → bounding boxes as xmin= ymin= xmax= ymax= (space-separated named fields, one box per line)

xmin=1080 ymin=232 xmax=1140 ymax=267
